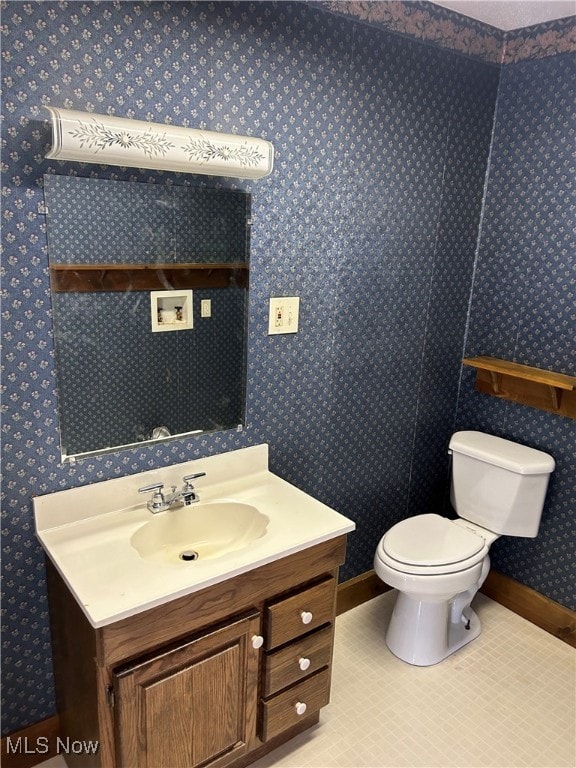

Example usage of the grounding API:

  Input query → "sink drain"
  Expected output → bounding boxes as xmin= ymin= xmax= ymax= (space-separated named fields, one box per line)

xmin=179 ymin=550 xmax=199 ymax=562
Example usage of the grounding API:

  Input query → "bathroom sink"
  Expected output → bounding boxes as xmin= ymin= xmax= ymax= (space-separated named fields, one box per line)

xmin=130 ymin=500 xmax=269 ymax=564
xmin=34 ymin=444 xmax=356 ymax=625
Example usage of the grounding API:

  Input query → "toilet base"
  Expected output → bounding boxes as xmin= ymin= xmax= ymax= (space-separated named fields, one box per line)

xmin=385 ymin=591 xmax=481 ymax=666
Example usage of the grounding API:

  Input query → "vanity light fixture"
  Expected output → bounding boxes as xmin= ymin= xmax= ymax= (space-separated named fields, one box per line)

xmin=45 ymin=107 xmax=274 ymax=179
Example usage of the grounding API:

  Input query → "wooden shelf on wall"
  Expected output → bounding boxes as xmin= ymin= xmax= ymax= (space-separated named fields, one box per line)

xmin=50 ymin=262 xmax=249 ymax=292
xmin=463 ymin=356 xmax=576 ymax=419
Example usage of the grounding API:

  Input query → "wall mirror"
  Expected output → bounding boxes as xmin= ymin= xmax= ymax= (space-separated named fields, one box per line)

xmin=44 ymin=175 xmax=251 ymax=462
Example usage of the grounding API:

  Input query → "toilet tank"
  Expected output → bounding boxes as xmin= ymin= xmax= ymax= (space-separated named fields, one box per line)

xmin=448 ymin=431 xmax=555 ymax=538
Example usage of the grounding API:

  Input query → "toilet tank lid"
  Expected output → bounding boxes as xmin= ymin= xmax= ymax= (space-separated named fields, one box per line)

xmin=449 ymin=431 xmax=555 ymax=475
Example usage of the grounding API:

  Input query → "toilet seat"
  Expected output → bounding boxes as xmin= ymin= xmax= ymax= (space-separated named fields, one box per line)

xmin=377 ymin=514 xmax=489 ymax=575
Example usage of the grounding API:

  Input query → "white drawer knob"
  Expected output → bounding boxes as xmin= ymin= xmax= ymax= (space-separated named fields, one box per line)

xmin=298 ymin=657 xmax=311 ymax=671
xmin=300 ymin=610 xmax=313 ymax=625
xmin=251 ymin=635 xmax=264 ymax=649
xmin=295 ymin=701 xmax=307 ymax=716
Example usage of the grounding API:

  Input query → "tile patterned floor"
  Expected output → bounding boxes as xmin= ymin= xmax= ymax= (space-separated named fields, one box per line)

xmin=251 ymin=592 xmax=575 ymax=768
xmin=39 ymin=592 xmax=575 ymax=768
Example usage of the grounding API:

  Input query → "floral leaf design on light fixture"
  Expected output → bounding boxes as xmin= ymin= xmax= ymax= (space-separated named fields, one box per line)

xmin=68 ymin=119 xmax=175 ymax=158
xmin=182 ymin=136 xmax=266 ymax=168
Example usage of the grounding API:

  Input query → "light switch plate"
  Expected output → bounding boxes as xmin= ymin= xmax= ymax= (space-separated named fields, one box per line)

xmin=268 ymin=297 xmax=300 ymax=335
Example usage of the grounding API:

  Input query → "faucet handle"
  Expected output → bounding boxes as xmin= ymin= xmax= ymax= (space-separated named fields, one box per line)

xmin=138 ymin=482 xmax=166 ymax=512
xmin=181 ymin=472 xmax=206 ymax=506
xmin=182 ymin=472 xmax=206 ymax=487
xmin=138 ymin=482 xmax=164 ymax=494
xmin=182 ymin=472 xmax=206 ymax=491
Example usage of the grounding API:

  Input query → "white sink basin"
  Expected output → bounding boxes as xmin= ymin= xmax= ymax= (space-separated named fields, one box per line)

xmin=34 ymin=444 xmax=355 ymax=626
xmin=130 ymin=500 xmax=269 ymax=564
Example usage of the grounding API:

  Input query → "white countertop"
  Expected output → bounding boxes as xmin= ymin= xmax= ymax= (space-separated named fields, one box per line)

xmin=34 ymin=445 xmax=355 ymax=628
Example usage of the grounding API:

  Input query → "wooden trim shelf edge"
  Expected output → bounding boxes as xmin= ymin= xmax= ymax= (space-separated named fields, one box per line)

xmin=50 ymin=262 xmax=249 ymax=292
xmin=463 ymin=356 xmax=576 ymax=418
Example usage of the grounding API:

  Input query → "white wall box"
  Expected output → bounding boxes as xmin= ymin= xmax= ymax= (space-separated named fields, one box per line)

xmin=151 ymin=290 xmax=193 ymax=332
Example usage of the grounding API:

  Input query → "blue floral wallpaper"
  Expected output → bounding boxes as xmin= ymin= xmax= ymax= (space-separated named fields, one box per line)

xmin=44 ymin=175 xmax=251 ymax=264
xmin=455 ymin=51 xmax=576 ymax=609
xmin=1 ymin=0 xmax=574 ymax=735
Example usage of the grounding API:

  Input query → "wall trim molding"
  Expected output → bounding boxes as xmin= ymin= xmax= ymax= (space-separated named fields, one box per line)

xmin=336 ymin=568 xmax=575 ymax=648
xmin=481 ymin=570 xmax=575 ymax=647
xmin=320 ymin=0 xmax=576 ymax=64
xmin=336 ymin=569 xmax=391 ymax=615
xmin=1 ymin=715 xmax=60 ymax=768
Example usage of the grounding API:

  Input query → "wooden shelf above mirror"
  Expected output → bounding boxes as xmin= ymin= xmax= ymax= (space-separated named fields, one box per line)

xmin=50 ymin=262 xmax=249 ymax=292
xmin=463 ymin=356 xmax=576 ymax=419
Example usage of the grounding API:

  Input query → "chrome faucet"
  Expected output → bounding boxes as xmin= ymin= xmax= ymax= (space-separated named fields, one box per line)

xmin=138 ymin=472 xmax=206 ymax=513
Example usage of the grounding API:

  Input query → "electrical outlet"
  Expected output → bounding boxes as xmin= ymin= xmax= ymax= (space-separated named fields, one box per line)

xmin=201 ymin=299 xmax=212 ymax=318
xmin=268 ymin=297 xmax=300 ymax=335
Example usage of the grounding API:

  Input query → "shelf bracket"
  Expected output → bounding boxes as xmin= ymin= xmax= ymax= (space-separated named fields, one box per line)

xmin=489 ymin=371 xmax=501 ymax=394
xmin=549 ymin=386 xmax=561 ymax=412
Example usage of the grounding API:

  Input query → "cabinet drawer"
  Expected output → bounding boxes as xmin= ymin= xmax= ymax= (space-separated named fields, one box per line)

xmin=263 ymin=625 xmax=333 ymax=697
xmin=265 ymin=577 xmax=336 ymax=650
xmin=260 ymin=668 xmax=331 ymax=742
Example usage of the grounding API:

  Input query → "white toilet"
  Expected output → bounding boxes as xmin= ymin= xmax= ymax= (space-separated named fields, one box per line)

xmin=374 ymin=431 xmax=555 ymax=666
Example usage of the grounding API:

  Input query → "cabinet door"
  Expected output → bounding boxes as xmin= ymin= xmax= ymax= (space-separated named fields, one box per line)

xmin=113 ymin=612 xmax=260 ymax=768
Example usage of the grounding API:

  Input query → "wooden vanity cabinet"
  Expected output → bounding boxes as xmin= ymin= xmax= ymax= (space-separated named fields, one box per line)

xmin=113 ymin=612 xmax=261 ymax=768
xmin=47 ymin=535 xmax=347 ymax=768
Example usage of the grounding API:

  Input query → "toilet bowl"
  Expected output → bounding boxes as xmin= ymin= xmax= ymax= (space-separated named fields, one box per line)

xmin=373 ymin=431 xmax=555 ymax=667
xmin=374 ymin=514 xmax=492 ymax=665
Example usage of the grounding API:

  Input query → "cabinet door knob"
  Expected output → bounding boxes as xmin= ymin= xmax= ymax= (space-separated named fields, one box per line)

xmin=298 ymin=657 xmax=311 ymax=671
xmin=251 ymin=635 xmax=264 ymax=649
xmin=300 ymin=610 xmax=313 ymax=625
xmin=295 ymin=701 xmax=307 ymax=716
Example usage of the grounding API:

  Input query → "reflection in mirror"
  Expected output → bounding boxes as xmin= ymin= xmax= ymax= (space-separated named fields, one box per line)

xmin=44 ymin=175 xmax=251 ymax=461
